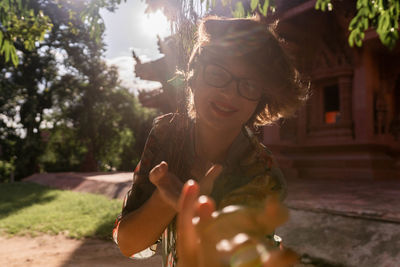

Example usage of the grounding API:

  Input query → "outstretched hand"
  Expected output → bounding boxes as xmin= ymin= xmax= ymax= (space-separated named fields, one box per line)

xmin=176 ymin=180 xmax=299 ymax=267
xmin=149 ymin=161 xmax=222 ymax=211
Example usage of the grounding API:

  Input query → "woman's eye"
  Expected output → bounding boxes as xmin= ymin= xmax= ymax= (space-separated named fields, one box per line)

xmin=209 ymin=71 xmax=223 ymax=77
xmin=205 ymin=66 xmax=230 ymax=84
xmin=209 ymin=69 xmax=227 ymax=77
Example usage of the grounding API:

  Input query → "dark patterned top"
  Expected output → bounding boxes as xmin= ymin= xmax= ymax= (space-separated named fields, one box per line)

xmin=113 ymin=113 xmax=287 ymax=267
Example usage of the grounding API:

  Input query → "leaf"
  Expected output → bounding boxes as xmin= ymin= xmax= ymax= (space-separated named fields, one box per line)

xmin=1 ymin=0 xmax=10 ymax=12
xmin=259 ymin=0 xmax=269 ymax=16
xmin=251 ymin=0 xmax=259 ymax=12
xmin=321 ymin=2 xmax=326 ymax=11
xmin=349 ymin=15 xmax=359 ymax=30
xmin=2 ymin=39 xmax=10 ymax=62
xmin=315 ymin=0 xmax=321 ymax=10
xmin=355 ymin=38 xmax=362 ymax=47
xmin=356 ymin=0 xmax=364 ymax=10
xmin=381 ymin=12 xmax=390 ymax=32
xmin=362 ymin=17 xmax=369 ymax=30
xmin=360 ymin=31 xmax=365 ymax=40
xmin=10 ymin=44 xmax=18 ymax=67
xmin=233 ymin=2 xmax=245 ymax=18
xmin=348 ymin=30 xmax=355 ymax=47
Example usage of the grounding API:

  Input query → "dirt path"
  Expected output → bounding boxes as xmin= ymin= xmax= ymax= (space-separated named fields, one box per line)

xmin=0 ymin=234 xmax=161 ymax=267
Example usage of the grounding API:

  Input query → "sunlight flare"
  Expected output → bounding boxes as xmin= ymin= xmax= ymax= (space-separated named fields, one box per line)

xmin=140 ymin=10 xmax=171 ymax=38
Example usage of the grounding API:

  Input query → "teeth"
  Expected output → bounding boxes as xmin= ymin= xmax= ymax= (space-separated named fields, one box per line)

xmin=214 ymin=102 xmax=235 ymax=112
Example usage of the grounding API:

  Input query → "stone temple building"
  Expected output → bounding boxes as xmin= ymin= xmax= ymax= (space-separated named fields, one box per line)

xmin=263 ymin=0 xmax=400 ymax=180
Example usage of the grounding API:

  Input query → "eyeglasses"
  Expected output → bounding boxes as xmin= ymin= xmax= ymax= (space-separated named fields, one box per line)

xmin=202 ymin=63 xmax=264 ymax=101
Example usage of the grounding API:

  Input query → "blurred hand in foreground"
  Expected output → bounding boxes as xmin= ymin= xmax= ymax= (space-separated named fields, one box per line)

xmin=149 ymin=161 xmax=222 ymax=211
xmin=177 ymin=180 xmax=298 ymax=267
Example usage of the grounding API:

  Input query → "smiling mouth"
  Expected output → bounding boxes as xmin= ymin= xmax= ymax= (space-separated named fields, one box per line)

xmin=210 ymin=101 xmax=238 ymax=116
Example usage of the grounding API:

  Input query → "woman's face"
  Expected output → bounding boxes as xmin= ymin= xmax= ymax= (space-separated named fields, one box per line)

xmin=192 ymin=56 xmax=263 ymax=132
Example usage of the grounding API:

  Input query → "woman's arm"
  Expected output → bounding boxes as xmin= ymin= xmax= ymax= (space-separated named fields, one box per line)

xmin=114 ymin=115 xmax=174 ymax=257
xmin=117 ymin=161 xmax=222 ymax=257
xmin=116 ymin=161 xmax=182 ymax=257
xmin=117 ymin=188 xmax=176 ymax=257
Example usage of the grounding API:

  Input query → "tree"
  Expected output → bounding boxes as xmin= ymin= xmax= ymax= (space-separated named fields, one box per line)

xmin=40 ymin=81 xmax=157 ymax=173
xmin=315 ymin=0 xmax=399 ymax=49
xmin=0 ymin=0 xmax=158 ymax=179
xmin=0 ymin=0 xmax=123 ymax=66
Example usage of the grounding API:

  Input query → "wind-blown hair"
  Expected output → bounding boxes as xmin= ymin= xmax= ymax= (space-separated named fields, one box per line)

xmin=186 ymin=16 xmax=309 ymax=127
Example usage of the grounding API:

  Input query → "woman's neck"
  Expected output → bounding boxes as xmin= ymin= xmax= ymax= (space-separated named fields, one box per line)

xmin=194 ymin=119 xmax=242 ymax=164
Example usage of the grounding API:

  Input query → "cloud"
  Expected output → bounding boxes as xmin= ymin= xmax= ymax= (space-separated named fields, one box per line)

xmin=101 ymin=0 xmax=170 ymax=60
xmin=101 ymin=0 xmax=168 ymax=93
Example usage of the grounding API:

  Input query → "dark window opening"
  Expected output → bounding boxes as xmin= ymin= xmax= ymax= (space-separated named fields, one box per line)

xmin=390 ymin=75 xmax=400 ymax=138
xmin=324 ymin=84 xmax=340 ymax=124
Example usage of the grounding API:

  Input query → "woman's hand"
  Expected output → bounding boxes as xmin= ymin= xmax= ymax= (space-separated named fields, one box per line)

xmin=176 ymin=180 xmax=299 ymax=267
xmin=177 ymin=180 xmax=219 ymax=267
xmin=149 ymin=162 xmax=183 ymax=210
xmin=149 ymin=161 xmax=222 ymax=211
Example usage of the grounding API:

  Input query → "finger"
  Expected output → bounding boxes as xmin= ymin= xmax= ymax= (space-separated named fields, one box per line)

xmin=263 ymin=248 xmax=298 ymax=267
xmin=149 ymin=161 xmax=168 ymax=186
xmin=177 ymin=181 xmax=198 ymax=238
xmin=177 ymin=180 xmax=200 ymax=267
xmin=178 ymin=180 xmax=199 ymax=214
xmin=150 ymin=162 xmax=185 ymax=210
xmin=197 ymin=195 xmax=215 ymax=221
xmin=195 ymin=195 xmax=216 ymax=233
xmin=199 ymin=164 xmax=223 ymax=195
xmin=195 ymin=196 xmax=221 ymax=267
xmin=257 ymin=195 xmax=289 ymax=233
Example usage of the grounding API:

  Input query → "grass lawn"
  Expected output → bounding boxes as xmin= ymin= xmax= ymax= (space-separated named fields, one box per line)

xmin=0 ymin=182 xmax=123 ymax=239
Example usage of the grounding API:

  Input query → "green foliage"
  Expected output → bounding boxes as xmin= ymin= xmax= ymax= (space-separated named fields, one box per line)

xmin=0 ymin=182 xmax=122 ymax=239
xmin=315 ymin=0 xmax=333 ymax=12
xmin=197 ymin=0 xmax=275 ymax=18
xmin=38 ymin=126 xmax=87 ymax=172
xmin=0 ymin=160 xmax=15 ymax=183
xmin=233 ymin=2 xmax=245 ymax=18
xmin=0 ymin=0 xmax=158 ymax=179
xmin=0 ymin=0 xmax=53 ymax=66
xmin=259 ymin=0 xmax=272 ymax=16
xmin=0 ymin=0 xmax=126 ymax=67
xmin=316 ymin=0 xmax=399 ymax=49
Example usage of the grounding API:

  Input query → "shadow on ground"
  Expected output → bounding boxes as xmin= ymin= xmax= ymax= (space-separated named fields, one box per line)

xmin=0 ymin=182 xmax=56 ymax=220
xmin=59 ymin=218 xmax=162 ymax=267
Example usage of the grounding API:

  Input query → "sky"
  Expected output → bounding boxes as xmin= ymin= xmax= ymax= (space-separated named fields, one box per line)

xmin=100 ymin=0 xmax=172 ymax=92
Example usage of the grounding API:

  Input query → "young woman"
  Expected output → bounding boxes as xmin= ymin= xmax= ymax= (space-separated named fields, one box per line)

xmin=113 ymin=16 xmax=307 ymax=267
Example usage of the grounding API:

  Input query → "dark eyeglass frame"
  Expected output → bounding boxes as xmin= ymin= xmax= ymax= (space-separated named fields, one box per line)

xmin=201 ymin=62 xmax=264 ymax=101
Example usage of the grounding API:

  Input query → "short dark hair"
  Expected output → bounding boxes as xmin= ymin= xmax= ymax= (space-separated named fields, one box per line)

xmin=186 ymin=16 xmax=309 ymax=127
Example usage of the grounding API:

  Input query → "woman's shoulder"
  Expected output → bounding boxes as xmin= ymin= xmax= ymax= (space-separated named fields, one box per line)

xmin=151 ymin=113 xmax=190 ymax=136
